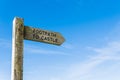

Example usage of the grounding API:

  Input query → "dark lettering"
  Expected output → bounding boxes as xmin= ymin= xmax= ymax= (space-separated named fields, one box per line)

xmin=38 ymin=30 xmax=42 ymax=34
xmin=33 ymin=29 xmax=36 ymax=33
xmin=35 ymin=30 xmax=37 ymax=33
xmin=44 ymin=32 xmax=47 ymax=35
xmin=42 ymin=31 xmax=45 ymax=35
xmin=51 ymin=33 xmax=56 ymax=37
xmin=47 ymin=33 xmax=50 ymax=36
xmin=33 ymin=34 xmax=39 ymax=39
xmin=47 ymin=37 xmax=49 ymax=41
xmin=44 ymin=37 xmax=47 ymax=41
xmin=36 ymin=35 xmax=39 ymax=39
xmin=54 ymin=39 xmax=58 ymax=43
xmin=50 ymin=37 xmax=53 ymax=41
xmin=33 ymin=34 xmax=36 ymax=39
xmin=41 ymin=36 xmax=44 ymax=40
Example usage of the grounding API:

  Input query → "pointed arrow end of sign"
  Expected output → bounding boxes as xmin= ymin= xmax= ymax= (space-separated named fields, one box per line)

xmin=57 ymin=33 xmax=65 ymax=46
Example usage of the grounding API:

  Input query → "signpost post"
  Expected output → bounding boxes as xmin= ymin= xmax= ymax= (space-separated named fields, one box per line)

xmin=12 ymin=17 xmax=24 ymax=80
xmin=11 ymin=17 xmax=65 ymax=80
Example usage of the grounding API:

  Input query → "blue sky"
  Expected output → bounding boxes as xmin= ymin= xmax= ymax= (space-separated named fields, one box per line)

xmin=0 ymin=0 xmax=120 ymax=80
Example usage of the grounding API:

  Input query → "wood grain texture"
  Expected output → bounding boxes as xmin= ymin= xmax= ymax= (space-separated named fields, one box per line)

xmin=24 ymin=26 xmax=65 ymax=45
xmin=12 ymin=17 xmax=24 ymax=80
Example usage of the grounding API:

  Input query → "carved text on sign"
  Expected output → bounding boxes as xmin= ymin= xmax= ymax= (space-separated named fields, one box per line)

xmin=32 ymin=29 xmax=58 ymax=43
xmin=24 ymin=26 xmax=65 ymax=45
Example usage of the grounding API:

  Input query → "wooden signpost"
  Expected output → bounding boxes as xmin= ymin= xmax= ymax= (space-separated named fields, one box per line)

xmin=11 ymin=17 xmax=65 ymax=80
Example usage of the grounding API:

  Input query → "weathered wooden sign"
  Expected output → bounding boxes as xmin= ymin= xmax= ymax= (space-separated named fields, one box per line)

xmin=24 ymin=26 xmax=65 ymax=45
xmin=12 ymin=17 xmax=65 ymax=80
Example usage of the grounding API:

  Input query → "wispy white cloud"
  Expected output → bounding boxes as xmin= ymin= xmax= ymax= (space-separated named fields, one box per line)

xmin=0 ymin=38 xmax=74 ymax=56
xmin=28 ymin=48 xmax=70 ymax=56
xmin=61 ymin=42 xmax=75 ymax=49
xmin=63 ymin=61 xmax=101 ymax=80
xmin=24 ymin=44 xmax=73 ymax=56
xmin=88 ymin=41 xmax=120 ymax=61
xmin=46 ymin=39 xmax=120 ymax=80
xmin=24 ymin=38 xmax=120 ymax=80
